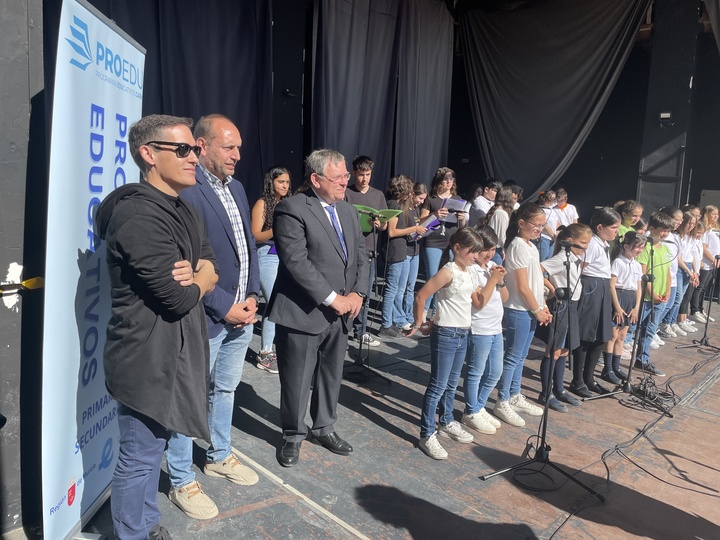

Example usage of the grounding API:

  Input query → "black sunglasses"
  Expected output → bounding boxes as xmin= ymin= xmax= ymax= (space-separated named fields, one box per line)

xmin=145 ymin=141 xmax=201 ymax=158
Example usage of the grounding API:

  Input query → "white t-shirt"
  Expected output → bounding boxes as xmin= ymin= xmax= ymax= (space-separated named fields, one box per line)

xmin=434 ymin=261 xmax=478 ymax=328
xmin=664 ymin=232 xmax=680 ymax=285
xmin=611 ymin=254 xmax=642 ymax=291
xmin=469 ymin=196 xmax=493 ymax=226
xmin=541 ymin=207 xmax=560 ymax=241
xmin=504 ymin=237 xmax=545 ymax=311
xmin=488 ymin=208 xmax=510 ymax=247
xmin=540 ymin=250 xmax=583 ymax=301
xmin=702 ymin=229 xmax=720 ymax=270
xmin=555 ymin=203 xmax=579 ymax=227
xmin=582 ymin=234 xmax=612 ymax=279
xmin=469 ymin=262 xmax=504 ymax=335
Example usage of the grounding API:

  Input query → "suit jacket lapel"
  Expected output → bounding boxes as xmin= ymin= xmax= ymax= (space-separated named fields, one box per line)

xmin=306 ymin=193 xmax=346 ymax=264
xmin=195 ymin=170 xmax=239 ymax=258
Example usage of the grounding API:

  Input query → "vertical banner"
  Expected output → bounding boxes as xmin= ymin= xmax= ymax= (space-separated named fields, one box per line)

xmin=41 ymin=1 xmax=145 ymax=538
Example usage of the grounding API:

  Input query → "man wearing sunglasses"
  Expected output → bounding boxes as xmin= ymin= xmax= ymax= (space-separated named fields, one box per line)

xmin=96 ymin=114 xmax=218 ymax=540
xmin=267 ymin=149 xmax=368 ymax=467
xmin=165 ymin=114 xmax=261 ymax=520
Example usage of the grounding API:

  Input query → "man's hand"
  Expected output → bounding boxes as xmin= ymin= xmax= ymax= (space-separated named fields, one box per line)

xmin=329 ymin=293 xmax=363 ymax=318
xmin=224 ymin=297 xmax=259 ymax=327
xmin=173 ymin=260 xmax=194 ymax=286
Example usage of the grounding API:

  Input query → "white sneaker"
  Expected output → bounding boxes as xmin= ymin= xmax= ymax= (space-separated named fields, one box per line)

xmin=418 ymin=432 xmax=448 ymax=460
xmin=692 ymin=312 xmax=707 ymax=324
xmin=679 ymin=321 xmax=697 ymax=333
xmin=658 ymin=324 xmax=676 ymax=338
xmin=653 ymin=334 xmax=665 ymax=346
xmin=704 ymin=311 xmax=715 ymax=322
xmin=493 ymin=400 xmax=525 ymax=427
xmin=401 ymin=323 xmax=413 ymax=331
xmin=437 ymin=420 xmax=474 ymax=443
xmin=461 ymin=412 xmax=496 ymax=435
xmin=479 ymin=408 xmax=502 ymax=429
xmin=621 ymin=349 xmax=632 ymax=360
xmin=360 ymin=334 xmax=381 ymax=346
xmin=623 ymin=342 xmax=633 ymax=351
xmin=649 ymin=340 xmax=660 ymax=350
xmin=509 ymin=394 xmax=543 ymax=416
xmin=671 ymin=323 xmax=687 ymax=336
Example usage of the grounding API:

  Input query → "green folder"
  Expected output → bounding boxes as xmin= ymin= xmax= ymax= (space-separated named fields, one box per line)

xmin=353 ymin=205 xmax=403 ymax=233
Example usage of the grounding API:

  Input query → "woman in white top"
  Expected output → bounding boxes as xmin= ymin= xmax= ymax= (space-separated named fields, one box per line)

xmin=407 ymin=228 xmax=484 ymax=460
xmin=657 ymin=207 xmax=685 ymax=337
xmin=691 ymin=205 xmax=720 ymax=319
xmin=679 ymin=221 xmax=704 ymax=323
xmin=493 ymin=203 xmax=552 ymax=428
xmin=461 ymin=226 xmax=508 ymax=436
xmin=571 ymin=207 xmax=621 ymax=394
xmin=674 ymin=212 xmax=701 ymax=329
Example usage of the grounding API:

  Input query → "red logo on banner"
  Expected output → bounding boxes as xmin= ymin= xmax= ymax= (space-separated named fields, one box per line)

xmin=68 ymin=478 xmax=77 ymax=506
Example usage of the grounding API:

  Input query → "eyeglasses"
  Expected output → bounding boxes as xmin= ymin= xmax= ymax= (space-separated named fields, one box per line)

xmin=317 ymin=172 xmax=351 ymax=184
xmin=145 ymin=141 xmax=201 ymax=158
xmin=442 ymin=177 xmax=455 ymax=183
xmin=526 ymin=221 xmax=548 ymax=230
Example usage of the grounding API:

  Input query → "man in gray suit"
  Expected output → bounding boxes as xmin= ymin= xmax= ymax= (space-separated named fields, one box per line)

xmin=268 ymin=149 xmax=368 ymax=467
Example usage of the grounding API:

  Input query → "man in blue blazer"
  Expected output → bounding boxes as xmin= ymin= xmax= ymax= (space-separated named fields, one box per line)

xmin=166 ymin=114 xmax=261 ymax=519
xmin=268 ymin=149 xmax=369 ymax=467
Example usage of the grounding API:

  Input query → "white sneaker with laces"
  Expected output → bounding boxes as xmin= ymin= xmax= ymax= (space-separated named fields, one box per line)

xmin=658 ymin=324 xmax=676 ymax=338
xmin=653 ymin=334 xmax=665 ymax=346
xmin=461 ymin=412 xmax=496 ymax=435
xmin=671 ymin=323 xmax=687 ymax=336
xmin=479 ymin=408 xmax=501 ymax=429
xmin=649 ymin=340 xmax=660 ymax=350
xmin=692 ymin=312 xmax=707 ymax=324
xmin=437 ymin=420 xmax=474 ymax=443
xmin=509 ymin=394 xmax=543 ymax=416
xmin=419 ymin=432 xmax=448 ymax=460
xmin=679 ymin=321 xmax=697 ymax=333
xmin=493 ymin=400 xmax=525 ymax=427
xmin=360 ymin=334 xmax=381 ymax=346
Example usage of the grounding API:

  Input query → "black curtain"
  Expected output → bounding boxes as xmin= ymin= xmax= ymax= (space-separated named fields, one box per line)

xmin=44 ymin=0 xmax=273 ymax=203
xmin=312 ymin=0 xmax=402 ymax=189
xmin=312 ymin=0 xmax=454 ymax=190
xmin=394 ymin=0 xmax=455 ymax=187
xmin=706 ymin=0 xmax=720 ymax=56
xmin=459 ymin=0 xmax=650 ymax=197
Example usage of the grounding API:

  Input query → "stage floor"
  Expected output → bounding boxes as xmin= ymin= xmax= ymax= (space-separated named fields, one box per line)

xmin=84 ymin=305 xmax=720 ymax=540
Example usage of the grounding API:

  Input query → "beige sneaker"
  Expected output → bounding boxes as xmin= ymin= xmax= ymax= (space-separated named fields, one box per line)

xmin=168 ymin=480 xmax=218 ymax=520
xmin=204 ymin=454 xmax=259 ymax=486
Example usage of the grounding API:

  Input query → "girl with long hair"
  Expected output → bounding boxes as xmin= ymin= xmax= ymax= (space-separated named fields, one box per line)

xmin=250 ymin=166 xmax=291 ymax=372
xmin=485 ymin=186 xmax=515 ymax=265
xmin=407 ymin=228 xmax=485 ymax=459
xmin=690 ymin=205 xmax=720 ymax=321
xmin=492 ymin=203 xmax=552 ymax=427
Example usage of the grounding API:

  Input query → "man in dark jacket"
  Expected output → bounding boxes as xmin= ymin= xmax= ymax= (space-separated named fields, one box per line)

xmin=165 ymin=114 xmax=261 ymax=520
xmin=96 ymin=114 xmax=217 ymax=540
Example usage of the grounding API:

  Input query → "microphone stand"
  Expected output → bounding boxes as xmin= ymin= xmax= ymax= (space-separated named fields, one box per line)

xmin=676 ymin=254 xmax=720 ymax=353
xmin=584 ymin=241 xmax=673 ymax=416
xmin=480 ymin=273 xmax=605 ymax=502
xmin=345 ymin=209 xmax=391 ymax=385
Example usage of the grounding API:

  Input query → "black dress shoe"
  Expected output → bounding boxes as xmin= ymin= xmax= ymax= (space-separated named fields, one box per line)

xmin=555 ymin=391 xmax=581 ymax=406
xmin=278 ymin=441 xmax=301 ymax=467
xmin=587 ymin=381 xmax=611 ymax=395
xmin=568 ymin=383 xmax=593 ymax=399
xmin=313 ymin=432 xmax=353 ymax=455
xmin=600 ymin=368 xmax=621 ymax=385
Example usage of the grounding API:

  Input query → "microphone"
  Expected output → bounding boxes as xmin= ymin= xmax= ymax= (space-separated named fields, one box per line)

xmin=558 ymin=240 xmax=585 ymax=250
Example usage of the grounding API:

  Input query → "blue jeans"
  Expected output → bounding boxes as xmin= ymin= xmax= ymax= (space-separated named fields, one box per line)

xmin=112 ymin=404 xmax=170 ymax=540
xmin=660 ymin=285 xmax=677 ymax=325
xmin=496 ymin=308 xmax=537 ymax=401
xmin=421 ymin=247 xmax=443 ymax=312
xmin=382 ymin=258 xmax=410 ymax=328
xmin=539 ymin=237 xmax=554 ymax=262
xmin=166 ymin=324 xmax=253 ymax=488
xmin=638 ymin=300 xmax=667 ymax=365
xmin=402 ymin=254 xmax=420 ymax=324
xmin=420 ymin=326 xmax=469 ymax=437
xmin=664 ymin=270 xmax=689 ymax=325
xmin=257 ymin=245 xmax=279 ymax=352
xmin=465 ymin=333 xmax=503 ymax=414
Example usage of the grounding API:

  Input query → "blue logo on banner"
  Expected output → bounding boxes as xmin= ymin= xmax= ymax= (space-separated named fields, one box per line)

xmin=99 ymin=437 xmax=114 ymax=470
xmin=66 ymin=16 xmax=92 ymax=70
